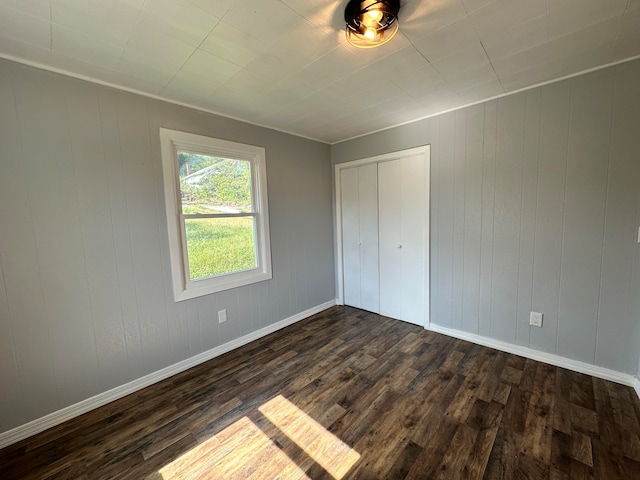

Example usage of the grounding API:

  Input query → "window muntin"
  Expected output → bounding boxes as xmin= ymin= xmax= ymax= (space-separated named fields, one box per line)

xmin=160 ymin=129 xmax=272 ymax=301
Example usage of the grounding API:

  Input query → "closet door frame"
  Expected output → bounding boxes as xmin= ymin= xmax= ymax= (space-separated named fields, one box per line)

xmin=335 ymin=145 xmax=431 ymax=327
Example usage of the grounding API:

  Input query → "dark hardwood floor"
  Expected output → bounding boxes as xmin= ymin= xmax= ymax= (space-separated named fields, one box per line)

xmin=2 ymin=306 xmax=640 ymax=479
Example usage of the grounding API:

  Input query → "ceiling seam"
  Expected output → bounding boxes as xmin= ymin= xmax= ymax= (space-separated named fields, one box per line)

xmin=479 ymin=39 xmax=505 ymax=93
xmin=160 ymin=17 xmax=225 ymax=93
xmin=117 ymin=0 xmax=148 ymax=63
xmin=49 ymin=0 xmax=52 ymax=50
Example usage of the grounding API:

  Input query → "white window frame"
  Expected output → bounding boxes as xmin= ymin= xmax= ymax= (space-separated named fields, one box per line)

xmin=160 ymin=128 xmax=272 ymax=301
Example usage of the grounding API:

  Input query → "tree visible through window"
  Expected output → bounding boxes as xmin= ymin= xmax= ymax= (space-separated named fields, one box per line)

xmin=160 ymin=129 xmax=272 ymax=301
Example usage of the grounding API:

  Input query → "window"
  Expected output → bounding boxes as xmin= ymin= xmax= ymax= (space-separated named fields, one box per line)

xmin=160 ymin=128 xmax=272 ymax=301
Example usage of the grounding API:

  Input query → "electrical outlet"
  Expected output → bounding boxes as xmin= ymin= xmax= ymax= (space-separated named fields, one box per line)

xmin=218 ymin=309 xmax=227 ymax=323
xmin=530 ymin=312 xmax=543 ymax=328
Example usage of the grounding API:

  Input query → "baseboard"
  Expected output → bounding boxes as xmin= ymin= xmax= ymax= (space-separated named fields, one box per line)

xmin=633 ymin=377 xmax=640 ymax=401
xmin=426 ymin=323 xmax=637 ymax=388
xmin=0 ymin=300 xmax=336 ymax=450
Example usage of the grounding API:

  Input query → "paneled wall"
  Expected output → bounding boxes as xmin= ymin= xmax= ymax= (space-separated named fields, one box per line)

xmin=333 ymin=59 xmax=640 ymax=376
xmin=0 ymin=59 xmax=335 ymax=433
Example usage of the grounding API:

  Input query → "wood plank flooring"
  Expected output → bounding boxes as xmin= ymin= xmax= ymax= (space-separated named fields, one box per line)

xmin=2 ymin=306 xmax=640 ymax=479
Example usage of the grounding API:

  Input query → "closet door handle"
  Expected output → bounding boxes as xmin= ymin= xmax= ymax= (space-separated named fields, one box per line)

xmin=397 ymin=244 xmax=402 ymax=249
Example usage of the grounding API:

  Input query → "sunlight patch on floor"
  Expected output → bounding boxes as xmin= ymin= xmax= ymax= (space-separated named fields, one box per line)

xmin=156 ymin=416 xmax=309 ymax=479
xmin=259 ymin=395 xmax=360 ymax=479
xmin=154 ymin=395 xmax=359 ymax=479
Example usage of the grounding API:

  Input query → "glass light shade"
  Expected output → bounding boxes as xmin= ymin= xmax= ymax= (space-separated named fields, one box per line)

xmin=344 ymin=0 xmax=400 ymax=49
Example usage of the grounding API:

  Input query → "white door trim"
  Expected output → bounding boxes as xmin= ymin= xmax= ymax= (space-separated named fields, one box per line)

xmin=334 ymin=145 xmax=431 ymax=326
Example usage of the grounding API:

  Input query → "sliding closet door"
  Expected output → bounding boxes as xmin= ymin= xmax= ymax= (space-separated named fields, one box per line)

xmin=378 ymin=155 xmax=427 ymax=325
xmin=341 ymin=164 xmax=379 ymax=313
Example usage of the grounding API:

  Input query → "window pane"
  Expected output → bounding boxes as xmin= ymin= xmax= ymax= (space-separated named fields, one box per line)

xmin=185 ymin=217 xmax=257 ymax=281
xmin=178 ymin=152 xmax=253 ymax=214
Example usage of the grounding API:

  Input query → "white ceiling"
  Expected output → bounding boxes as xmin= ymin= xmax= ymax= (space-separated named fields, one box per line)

xmin=0 ymin=0 xmax=639 ymax=144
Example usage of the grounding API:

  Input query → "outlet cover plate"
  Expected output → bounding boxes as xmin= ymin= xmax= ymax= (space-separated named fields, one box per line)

xmin=530 ymin=312 xmax=543 ymax=328
xmin=218 ymin=309 xmax=227 ymax=323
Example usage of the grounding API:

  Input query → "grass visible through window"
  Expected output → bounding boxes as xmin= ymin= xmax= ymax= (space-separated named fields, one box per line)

xmin=183 ymin=206 xmax=257 ymax=281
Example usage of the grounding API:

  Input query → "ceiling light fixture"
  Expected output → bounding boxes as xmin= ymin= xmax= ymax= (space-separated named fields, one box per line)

xmin=344 ymin=0 xmax=400 ymax=49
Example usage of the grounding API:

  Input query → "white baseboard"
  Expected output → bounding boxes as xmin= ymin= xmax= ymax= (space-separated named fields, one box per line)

xmin=0 ymin=300 xmax=336 ymax=450
xmin=426 ymin=323 xmax=638 ymax=388
xmin=633 ymin=377 xmax=640 ymax=401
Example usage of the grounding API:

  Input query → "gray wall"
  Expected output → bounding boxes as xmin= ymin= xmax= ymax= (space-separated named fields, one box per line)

xmin=0 ymin=59 xmax=335 ymax=433
xmin=333 ymin=58 xmax=640 ymax=376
